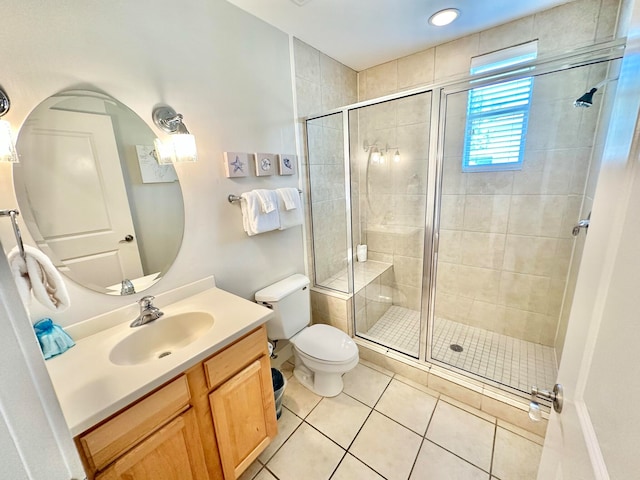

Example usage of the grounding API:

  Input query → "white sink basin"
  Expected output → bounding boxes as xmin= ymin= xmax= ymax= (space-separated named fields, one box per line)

xmin=109 ymin=312 xmax=214 ymax=365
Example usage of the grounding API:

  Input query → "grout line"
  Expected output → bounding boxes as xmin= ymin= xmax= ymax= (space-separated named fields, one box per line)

xmin=422 ymin=438 xmax=492 ymax=475
xmin=489 ymin=421 xmax=498 ymax=478
xmin=423 ymin=399 xmax=494 ymax=475
xmin=326 ymin=450 xmax=349 ymax=480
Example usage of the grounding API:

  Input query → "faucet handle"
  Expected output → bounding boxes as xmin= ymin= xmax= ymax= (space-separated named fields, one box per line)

xmin=138 ymin=295 xmax=155 ymax=308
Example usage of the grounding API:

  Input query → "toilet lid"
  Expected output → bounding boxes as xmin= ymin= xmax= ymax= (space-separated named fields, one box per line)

xmin=294 ymin=324 xmax=358 ymax=362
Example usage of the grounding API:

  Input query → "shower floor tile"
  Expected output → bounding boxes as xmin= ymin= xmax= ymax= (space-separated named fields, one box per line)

xmin=432 ymin=317 xmax=558 ymax=393
xmin=365 ymin=306 xmax=420 ymax=356
xmin=363 ymin=308 xmax=558 ymax=393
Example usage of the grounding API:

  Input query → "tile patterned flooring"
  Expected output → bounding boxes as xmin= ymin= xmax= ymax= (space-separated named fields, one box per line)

xmin=240 ymin=361 xmax=543 ymax=480
xmin=364 ymin=307 xmax=558 ymax=394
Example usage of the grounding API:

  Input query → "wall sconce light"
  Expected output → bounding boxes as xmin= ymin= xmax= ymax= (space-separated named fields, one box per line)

xmin=364 ymin=143 xmax=381 ymax=164
xmin=364 ymin=143 xmax=401 ymax=165
xmin=0 ymin=88 xmax=19 ymax=163
xmin=371 ymin=146 xmax=381 ymax=164
xmin=152 ymin=105 xmax=197 ymax=164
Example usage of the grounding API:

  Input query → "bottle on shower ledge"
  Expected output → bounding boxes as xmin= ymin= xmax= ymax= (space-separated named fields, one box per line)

xmin=356 ymin=244 xmax=368 ymax=262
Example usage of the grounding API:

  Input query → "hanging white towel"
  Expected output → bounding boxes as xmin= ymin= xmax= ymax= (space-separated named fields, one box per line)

xmin=276 ymin=187 xmax=298 ymax=211
xmin=276 ymin=188 xmax=304 ymax=230
xmin=254 ymin=189 xmax=276 ymax=213
xmin=7 ymin=245 xmax=70 ymax=312
xmin=240 ymin=190 xmax=280 ymax=236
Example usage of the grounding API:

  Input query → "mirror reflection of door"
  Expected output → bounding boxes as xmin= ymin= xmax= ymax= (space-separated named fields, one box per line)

xmin=18 ymin=108 xmax=144 ymax=289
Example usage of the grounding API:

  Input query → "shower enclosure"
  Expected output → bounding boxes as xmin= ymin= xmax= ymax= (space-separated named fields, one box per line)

xmin=305 ymin=41 xmax=622 ymax=397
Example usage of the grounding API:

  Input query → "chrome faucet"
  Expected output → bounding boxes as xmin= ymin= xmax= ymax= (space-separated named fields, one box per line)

xmin=130 ymin=295 xmax=164 ymax=327
xmin=120 ymin=279 xmax=135 ymax=295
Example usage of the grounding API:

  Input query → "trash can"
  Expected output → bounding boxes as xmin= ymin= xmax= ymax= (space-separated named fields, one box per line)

xmin=272 ymin=368 xmax=287 ymax=419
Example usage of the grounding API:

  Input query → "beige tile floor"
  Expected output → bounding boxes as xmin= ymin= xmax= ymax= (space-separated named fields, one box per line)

xmin=240 ymin=360 xmax=543 ymax=480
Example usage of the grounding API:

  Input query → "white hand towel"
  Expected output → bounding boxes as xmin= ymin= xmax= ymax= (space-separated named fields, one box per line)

xmin=276 ymin=187 xmax=299 ymax=211
xmin=276 ymin=188 xmax=304 ymax=230
xmin=7 ymin=245 xmax=70 ymax=312
xmin=240 ymin=190 xmax=280 ymax=236
xmin=254 ymin=189 xmax=276 ymax=213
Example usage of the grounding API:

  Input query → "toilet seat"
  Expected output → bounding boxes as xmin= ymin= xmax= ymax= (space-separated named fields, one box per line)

xmin=293 ymin=324 xmax=358 ymax=363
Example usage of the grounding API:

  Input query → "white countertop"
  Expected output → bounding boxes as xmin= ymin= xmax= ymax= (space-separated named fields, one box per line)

xmin=46 ymin=286 xmax=273 ymax=436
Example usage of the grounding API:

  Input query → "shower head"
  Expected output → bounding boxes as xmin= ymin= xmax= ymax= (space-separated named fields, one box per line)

xmin=574 ymin=76 xmax=619 ymax=108
xmin=574 ymin=87 xmax=598 ymax=108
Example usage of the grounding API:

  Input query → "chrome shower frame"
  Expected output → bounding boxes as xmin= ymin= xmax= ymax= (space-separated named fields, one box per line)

xmin=303 ymin=38 xmax=625 ymax=396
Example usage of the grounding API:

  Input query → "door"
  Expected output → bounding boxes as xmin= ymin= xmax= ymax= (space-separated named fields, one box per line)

xmin=97 ymin=409 xmax=208 ymax=480
xmin=538 ymin=6 xmax=640 ymax=477
xmin=0 ymin=241 xmax=85 ymax=480
xmin=209 ymin=357 xmax=277 ymax=479
xmin=17 ymin=108 xmax=143 ymax=288
xmin=346 ymin=91 xmax=433 ymax=358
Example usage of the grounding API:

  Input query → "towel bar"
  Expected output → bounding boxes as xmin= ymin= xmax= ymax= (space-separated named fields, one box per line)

xmin=228 ymin=189 xmax=302 ymax=204
xmin=0 ymin=209 xmax=25 ymax=260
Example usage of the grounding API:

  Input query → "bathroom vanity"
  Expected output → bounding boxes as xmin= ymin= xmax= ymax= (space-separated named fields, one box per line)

xmin=46 ymin=283 xmax=277 ymax=480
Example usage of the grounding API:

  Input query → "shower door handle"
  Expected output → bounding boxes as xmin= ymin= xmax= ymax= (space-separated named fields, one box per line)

xmin=572 ymin=212 xmax=591 ymax=236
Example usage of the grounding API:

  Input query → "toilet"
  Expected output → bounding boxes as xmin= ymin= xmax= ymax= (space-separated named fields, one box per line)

xmin=255 ymin=274 xmax=359 ymax=397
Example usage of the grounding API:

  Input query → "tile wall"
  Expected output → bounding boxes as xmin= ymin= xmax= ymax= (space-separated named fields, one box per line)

xmin=351 ymin=93 xmax=432 ymax=315
xmin=293 ymin=39 xmax=357 ymax=287
xmin=296 ymin=0 xmax=619 ymax=347
xmin=436 ymin=64 xmax=608 ymax=346
xmin=355 ymin=0 xmax=620 ymax=346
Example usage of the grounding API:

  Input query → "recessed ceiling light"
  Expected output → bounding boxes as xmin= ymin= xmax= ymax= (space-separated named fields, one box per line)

xmin=429 ymin=8 xmax=460 ymax=27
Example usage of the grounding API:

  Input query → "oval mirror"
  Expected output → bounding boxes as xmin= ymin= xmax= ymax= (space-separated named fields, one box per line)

xmin=14 ymin=90 xmax=184 ymax=295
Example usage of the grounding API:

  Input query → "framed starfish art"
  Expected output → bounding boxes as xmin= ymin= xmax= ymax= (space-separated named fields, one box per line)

xmin=223 ymin=152 xmax=252 ymax=178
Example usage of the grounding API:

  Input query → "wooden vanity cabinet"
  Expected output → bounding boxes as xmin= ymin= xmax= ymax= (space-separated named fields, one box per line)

xmin=75 ymin=325 xmax=277 ymax=480
xmin=96 ymin=409 xmax=207 ymax=480
xmin=204 ymin=326 xmax=278 ymax=479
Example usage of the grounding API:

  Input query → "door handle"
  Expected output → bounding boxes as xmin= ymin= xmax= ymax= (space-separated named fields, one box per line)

xmin=529 ymin=383 xmax=563 ymax=421
xmin=120 ymin=234 xmax=134 ymax=243
xmin=572 ymin=212 xmax=591 ymax=236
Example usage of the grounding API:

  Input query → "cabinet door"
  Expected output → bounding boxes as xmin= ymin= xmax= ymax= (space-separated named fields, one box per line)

xmin=209 ymin=356 xmax=277 ymax=479
xmin=97 ymin=409 xmax=208 ymax=480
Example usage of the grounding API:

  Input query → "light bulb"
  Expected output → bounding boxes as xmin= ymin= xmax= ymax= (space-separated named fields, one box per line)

xmin=393 ymin=149 xmax=401 ymax=163
xmin=429 ymin=8 xmax=460 ymax=27
xmin=0 ymin=120 xmax=19 ymax=163
xmin=153 ymin=134 xmax=198 ymax=164
xmin=379 ymin=150 xmax=386 ymax=164
xmin=153 ymin=138 xmax=174 ymax=164
xmin=371 ymin=148 xmax=380 ymax=164
xmin=171 ymin=134 xmax=198 ymax=163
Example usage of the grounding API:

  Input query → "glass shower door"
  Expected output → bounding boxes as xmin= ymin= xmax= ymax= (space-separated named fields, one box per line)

xmin=307 ymin=112 xmax=350 ymax=292
xmin=430 ymin=61 xmax=615 ymax=393
xmin=349 ymin=92 xmax=433 ymax=357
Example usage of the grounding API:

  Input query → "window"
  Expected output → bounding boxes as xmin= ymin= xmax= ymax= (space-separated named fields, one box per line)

xmin=463 ymin=42 xmax=538 ymax=172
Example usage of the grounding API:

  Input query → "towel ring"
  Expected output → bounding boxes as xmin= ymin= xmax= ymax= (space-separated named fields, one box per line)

xmin=0 ymin=209 xmax=25 ymax=260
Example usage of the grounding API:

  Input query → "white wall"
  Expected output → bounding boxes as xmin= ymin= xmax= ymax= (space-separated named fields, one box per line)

xmin=0 ymin=0 xmax=304 ymax=326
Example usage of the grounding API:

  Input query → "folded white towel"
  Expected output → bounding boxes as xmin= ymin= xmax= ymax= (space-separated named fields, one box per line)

xmin=240 ymin=190 xmax=280 ymax=236
xmin=276 ymin=187 xmax=299 ymax=211
xmin=7 ymin=245 xmax=70 ymax=312
xmin=254 ymin=189 xmax=276 ymax=213
xmin=276 ymin=188 xmax=303 ymax=230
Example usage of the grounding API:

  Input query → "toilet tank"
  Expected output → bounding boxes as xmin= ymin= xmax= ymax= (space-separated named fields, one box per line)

xmin=255 ymin=274 xmax=310 ymax=340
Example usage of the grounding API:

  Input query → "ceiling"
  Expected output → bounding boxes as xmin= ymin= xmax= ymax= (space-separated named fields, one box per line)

xmin=226 ymin=0 xmax=573 ymax=71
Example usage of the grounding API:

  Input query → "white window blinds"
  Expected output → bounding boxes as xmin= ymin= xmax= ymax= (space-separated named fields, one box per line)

xmin=463 ymin=42 xmax=537 ymax=172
